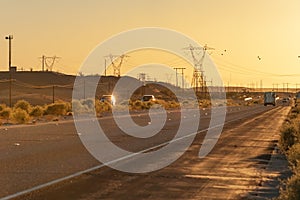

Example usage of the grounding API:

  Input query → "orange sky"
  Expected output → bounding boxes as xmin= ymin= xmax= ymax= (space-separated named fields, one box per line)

xmin=0 ymin=0 xmax=300 ymax=88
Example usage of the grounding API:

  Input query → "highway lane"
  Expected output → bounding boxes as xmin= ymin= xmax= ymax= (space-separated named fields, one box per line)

xmin=0 ymin=105 xmax=284 ymax=199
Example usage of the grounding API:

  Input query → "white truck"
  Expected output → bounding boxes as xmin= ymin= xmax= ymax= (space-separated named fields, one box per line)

xmin=264 ymin=92 xmax=276 ymax=106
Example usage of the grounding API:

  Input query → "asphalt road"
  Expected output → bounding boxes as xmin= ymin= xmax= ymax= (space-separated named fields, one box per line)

xmin=0 ymin=105 xmax=290 ymax=200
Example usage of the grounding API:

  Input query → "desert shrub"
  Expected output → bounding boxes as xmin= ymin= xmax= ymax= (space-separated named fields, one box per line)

xmin=289 ymin=107 xmax=300 ymax=120
xmin=168 ymin=100 xmax=180 ymax=109
xmin=80 ymin=98 xmax=95 ymax=110
xmin=280 ymin=124 xmax=297 ymax=151
xmin=198 ymin=100 xmax=211 ymax=108
xmin=0 ymin=107 xmax=11 ymax=120
xmin=288 ymin=143 xmax=300 ymax=168
xmin=14 ymin=100 xmax=32 ymax=113
xmin=289 ymin=113 xmax=299 ymax=120
xmin=130 ymin=99 xmax=181 ymax=110
xmin=278 ymin=106 xmax=300 ymax=200
xmin=44 ymin=102 xmax=68 ymax=116
xmin=95 ymin=100 xmax=112 ymax=113
xmin=278 ymin=170 xmax=300 ymax=200
xmin=72 ymin=99 xmax=95 ymax=114
xmin=156 ymin=100 xmax=167 ymax=108
xmin=141 ymin=101 xmax=154 ymax=109
xmin=291 ymin=106 xmax=300 ymax=114
xmin=30 ymin=105 xmax=44 ymax=117
xmin=0 ymin=104 xmax=6 ymax=112
xmin=73 ymin=100 xmax=88 ymax=114
xmin=134 ymin=100 xmax=142 ymax=107
xmin=130 ymin=100 xmax=142 ymax=110
xmin=12 ymin=108 xmax=30 ymax=124
xmin=65 ymin=102 xmax=72 ymax=113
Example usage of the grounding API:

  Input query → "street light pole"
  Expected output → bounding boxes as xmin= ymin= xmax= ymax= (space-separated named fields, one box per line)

xmin=5 ymin=35 xmax=13 ymax=70
xmin=5 ymin=35 xmax=13 ymax=107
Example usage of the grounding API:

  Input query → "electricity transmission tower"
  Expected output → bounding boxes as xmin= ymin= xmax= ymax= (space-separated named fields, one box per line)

xmin=39 ymin=55 xmax=61 ymax=71
xmin=105 ymin=54 xmax=129 ymax=77
xmin=184 ymin=44 xmax=214 ymax=93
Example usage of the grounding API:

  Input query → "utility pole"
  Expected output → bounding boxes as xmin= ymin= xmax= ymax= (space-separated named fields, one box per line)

xmin=283 ymin=83 xmax=289 ymax=93
xmin=5 ymin=35 xmax=13 ymax=71
xmin=41 ymin=55 xmax=45 ymax=71
xmin=52 ymin=85 xmax=55 ymax=103
xmin=174 ymin=67 xmax=186 ymax=88
xmin=175 ymin=68 xmax=178 ymax=87
xmin=104 ymin=58 xmax=107 ymax=76
xmin=83 ymin=79 xmax=86 ymax=99
xmin=5 ymin=35 xmax=13 ymax=107
xmin=181 ymin=68 xmax=185 ymax=89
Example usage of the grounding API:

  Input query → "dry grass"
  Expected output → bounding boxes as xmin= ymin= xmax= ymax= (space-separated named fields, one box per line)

xmin=11 ymin=108 xmax=30 ymax=124
xmin=278 ymin=106 xmax=300 ymax=200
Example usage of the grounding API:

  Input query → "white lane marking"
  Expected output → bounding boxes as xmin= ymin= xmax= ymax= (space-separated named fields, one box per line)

xmin=0 ymin=106 xmax=280 ymax=200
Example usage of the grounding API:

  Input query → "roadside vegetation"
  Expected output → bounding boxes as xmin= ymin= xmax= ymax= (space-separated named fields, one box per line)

xmin=278 ymin=106 xmax=300 ymax=200
xmin=0 ymin=94 xmax=262 ymax=125
xmin=0 ymin=100 xmax=72 ymax=125
xmin=0 ymin=99 xmax=182 ymax=125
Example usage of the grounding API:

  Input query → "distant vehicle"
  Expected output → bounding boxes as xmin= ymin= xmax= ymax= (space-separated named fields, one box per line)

xmin=282 ymin=97 xmax=290 ymax=103
xmin=244 ymin=97 xmax=252 ymax=101
xmin=100 ymin=95 xmax=116 ymax=106
xmin=264 ymin=92 xmax=276 ymax=106
xmin=141 ymin=95 xmax=156 ymax=102
xmin=295 ymin=92 xmax=300 ymax=106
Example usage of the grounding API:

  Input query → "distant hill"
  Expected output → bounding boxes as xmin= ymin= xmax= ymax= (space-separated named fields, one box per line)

xmin=0 ymin=71 xmax=181 ymax=105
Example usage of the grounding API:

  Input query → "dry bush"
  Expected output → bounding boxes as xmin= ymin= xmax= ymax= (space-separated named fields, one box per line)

xmin=80 ymin=98 xmax=95 ymax=110
xmin=0 ymin=104 xmax=6 ymax=112
xmin=72 ymin=99 xmax=90 ymax=114
xmin=198 ymin=100 xmax=211 ymax=108
xmin=141 ymin=101 xmax=155 ymax=109
xmin=44 ymin=102 xmax=69 ymax=116
xmin=129 ymin=99 xmax=180 ymax=110
xmin=291 ymin=106 xmax=300 ymax=114
xmin=278 ymin=168 xmax=300 ymax=200
xmin=12 ymin=108 xmax=30 ymax=124
xmin=226 ymin=99 xmax=240 ymax=106
xmin=278 ymin=106 xmax=300 ymax=200
xmin=0 ymin=107 xmax=11 ymax=120
xmin=130 ymin=100 xmax=142 ymax=110
xmin=30 ymin=105 xmax=44 ymax=117
xmin=280 ymin=124 xmax=297 ymax=151
xmin=168 ymin=100 xmax=180 ymax=109
xmin=155 ymin=100 xmax=167 ymax=108
xmin=95 ymin=99 xmax=112 ymax=113
xmin=14 ymin=100 xmax=32 ymax=113
xmin=288 ymin=143 xmax=300 ymax=168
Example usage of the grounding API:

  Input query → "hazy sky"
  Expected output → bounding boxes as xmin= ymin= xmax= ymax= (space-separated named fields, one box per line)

xmin=0 ymin=0 xmax=300 ymax=88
